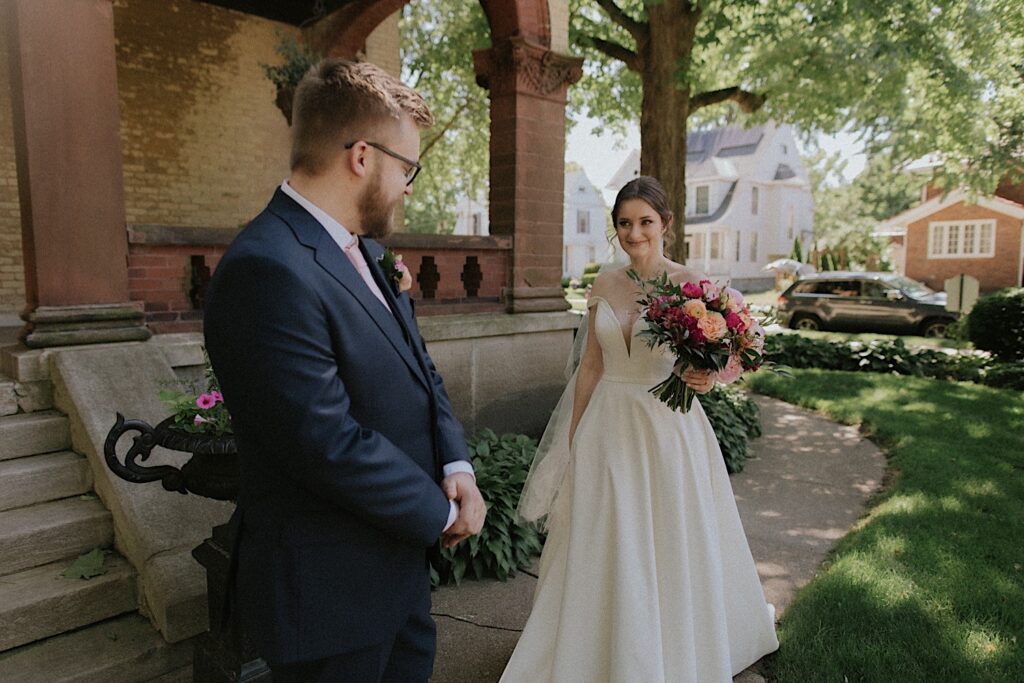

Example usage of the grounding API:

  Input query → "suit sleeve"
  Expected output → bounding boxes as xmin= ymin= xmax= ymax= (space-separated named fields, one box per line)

xmin=408 ymin=308 xmax=472 ymax=469
xmin=204 ymin=253 xmax=450 ymax=547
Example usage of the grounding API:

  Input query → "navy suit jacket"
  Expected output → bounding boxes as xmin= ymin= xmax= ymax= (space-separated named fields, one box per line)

xmin=203 ymin=189 xmax=470 ymax=664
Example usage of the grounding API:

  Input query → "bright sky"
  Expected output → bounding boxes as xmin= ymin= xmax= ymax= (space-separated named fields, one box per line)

xmin=565 ymin=116 xmax=867 ymax=203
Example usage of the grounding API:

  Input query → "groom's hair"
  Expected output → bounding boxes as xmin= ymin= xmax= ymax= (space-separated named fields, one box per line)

xmin=290 ymin=58 xmax=434 ymax=175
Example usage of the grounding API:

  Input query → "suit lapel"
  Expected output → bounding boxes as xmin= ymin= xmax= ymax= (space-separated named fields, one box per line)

xmin=268 ymin=191 xmax=430 ymax=393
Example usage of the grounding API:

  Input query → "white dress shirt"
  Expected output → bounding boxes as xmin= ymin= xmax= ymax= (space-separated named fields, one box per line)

xmin=279 ymin=181 xmax=473 ymax=531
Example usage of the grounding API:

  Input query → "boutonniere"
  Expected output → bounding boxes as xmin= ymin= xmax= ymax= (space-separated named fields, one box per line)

xmin=377 ymin=248 xmax=413 ymax=293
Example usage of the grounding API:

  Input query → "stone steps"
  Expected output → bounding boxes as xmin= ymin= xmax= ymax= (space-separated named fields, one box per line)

xmin=0 ymin=411 xmax=71 ymax=462
xmin=0 ymin=373 xmax=16 ymax=416
xmin=0 ymin=451 xmax=92 ymax=512
xmin=0 ymin=554 xmax=137 ymax=652
xmin=0 ymin=497 xmax=112 ymax=576
xmin=0 ymin=613 xmax=193 ymax=683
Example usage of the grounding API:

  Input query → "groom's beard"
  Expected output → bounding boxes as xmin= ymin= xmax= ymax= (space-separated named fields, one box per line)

xmin=357 ymin=169 xmax=399 ymax=239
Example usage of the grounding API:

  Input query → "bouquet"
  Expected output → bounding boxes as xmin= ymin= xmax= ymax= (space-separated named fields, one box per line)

xmin=628 ymin=270 xmax=768 ymax=412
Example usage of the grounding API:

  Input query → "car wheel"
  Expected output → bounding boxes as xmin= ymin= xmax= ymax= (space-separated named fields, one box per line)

xmin=920 ymin=319 xmax=950 ymax=338
xmin=790 ymin=314 xmax=822 ymax=332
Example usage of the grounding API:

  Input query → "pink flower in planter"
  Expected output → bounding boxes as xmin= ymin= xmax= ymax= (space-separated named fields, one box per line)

xmin=196 ymin=393 xmax=217 ymax=410
xmin=194 ymin=415 xmax=209 ymax=426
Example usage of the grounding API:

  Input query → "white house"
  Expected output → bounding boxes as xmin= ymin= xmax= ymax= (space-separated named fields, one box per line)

xmin=452 ymin=194 xmax=489 ymax=236
xmin=563 ymin=169 xmax=613 ymax=279
xmin=452 ymin=170 xmax=613 ymax=279
xmin=607 ymin=122 xmax=814 ymax=290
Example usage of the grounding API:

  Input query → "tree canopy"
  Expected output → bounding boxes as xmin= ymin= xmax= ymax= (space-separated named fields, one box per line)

xmin=399 ymin=0 xmax=1024 ymax=252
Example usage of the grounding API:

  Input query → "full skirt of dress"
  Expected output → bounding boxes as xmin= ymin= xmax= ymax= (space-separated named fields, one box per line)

xmin=500 ymin=372 xmax=779 ymax=682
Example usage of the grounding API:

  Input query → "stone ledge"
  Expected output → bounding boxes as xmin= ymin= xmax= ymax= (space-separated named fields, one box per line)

xmin=419 ymin=311 xmax=581 ymax=342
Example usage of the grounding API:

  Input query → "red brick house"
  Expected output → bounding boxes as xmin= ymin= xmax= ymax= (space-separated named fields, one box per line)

xmin=882 ymin=187 xmax=1024 ymax=293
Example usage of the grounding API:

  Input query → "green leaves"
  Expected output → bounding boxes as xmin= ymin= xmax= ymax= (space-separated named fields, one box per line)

xmin=431 ymin=430 xmax=545 ymax=586
xmin=63 ymin=548 xmax=108 ymax=580
xmin=701 ymin=385 xmax=762 ymax=473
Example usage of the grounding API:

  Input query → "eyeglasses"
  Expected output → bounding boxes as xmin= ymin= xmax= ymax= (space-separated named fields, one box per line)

xmin=344 ymin=141 xmax=422 ymax=186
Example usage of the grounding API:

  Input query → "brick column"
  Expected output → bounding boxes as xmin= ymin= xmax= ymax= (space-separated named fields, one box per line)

xmin=4 ymin=0 xmax=148 ymax=347
xmin=474 ymin=37 xmax=582 ymax=313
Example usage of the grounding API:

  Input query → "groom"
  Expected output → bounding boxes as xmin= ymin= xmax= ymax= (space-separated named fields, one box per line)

xmin=203 ymin=59 xmax=485 ymax=682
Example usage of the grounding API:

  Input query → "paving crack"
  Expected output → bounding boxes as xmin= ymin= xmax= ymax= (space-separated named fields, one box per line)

xmin=431 ymin=612 xmax=523 ymax=633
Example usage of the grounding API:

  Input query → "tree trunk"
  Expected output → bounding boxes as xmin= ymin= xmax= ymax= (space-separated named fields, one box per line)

xmin=638 ymin=2 xmax=698 ymax=265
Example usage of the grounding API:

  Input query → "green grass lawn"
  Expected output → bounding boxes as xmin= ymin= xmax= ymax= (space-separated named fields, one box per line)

xmin=746 ymin=370 xmax=1024 ymax=682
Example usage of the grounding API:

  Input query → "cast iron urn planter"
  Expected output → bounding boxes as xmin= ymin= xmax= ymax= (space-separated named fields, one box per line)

xmin=104 ymin=414 xmax=268 ymax=682
xmin=104 ymin=413 xmax=238 ymax=501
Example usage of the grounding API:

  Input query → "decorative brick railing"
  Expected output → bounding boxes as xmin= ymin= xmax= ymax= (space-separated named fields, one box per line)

xmin=127 ymin=226 xmax=513 ymax=334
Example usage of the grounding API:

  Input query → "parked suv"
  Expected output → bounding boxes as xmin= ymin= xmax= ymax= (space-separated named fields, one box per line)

xmin=777 ymin=272 xmax=958 ymax=337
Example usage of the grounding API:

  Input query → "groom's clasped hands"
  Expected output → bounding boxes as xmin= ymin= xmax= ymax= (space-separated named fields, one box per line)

xmin=441 ymin=472 xmax=487 ymax=548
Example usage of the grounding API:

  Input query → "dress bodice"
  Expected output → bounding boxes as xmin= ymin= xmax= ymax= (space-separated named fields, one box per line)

xmin=589 ymin=296 xmax=675 ymax=384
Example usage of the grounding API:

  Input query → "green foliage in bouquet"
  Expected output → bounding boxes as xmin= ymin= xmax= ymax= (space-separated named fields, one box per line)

xmin=431 ymin=430 xmax=544 ymax=586
xmin=700 ymin=385 xmax=762 ymax=474
xmin=966 ymin=287 xmax=1024 ymax=361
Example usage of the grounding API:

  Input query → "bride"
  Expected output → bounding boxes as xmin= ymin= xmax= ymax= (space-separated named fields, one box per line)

xmin=501 ymin=176 xmax=778 ymax=682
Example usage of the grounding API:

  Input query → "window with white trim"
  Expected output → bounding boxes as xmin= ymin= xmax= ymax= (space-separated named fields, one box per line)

xmin=695 ymin=186 xmax=709 ymax=215
xmin=577 ymin=210 xmax=589 ymax=234
xmin=749 ymin=232 xmax=758 ymax=262
xmin=735 ymin=231 xmax=741 ymax=262
xmin=751 ymin=186 xmax=758 ymax=215
xmin=710 ymin=231 xmax=723 ymax=260
xmin=928 ymin=220 xmax=995 ymax=258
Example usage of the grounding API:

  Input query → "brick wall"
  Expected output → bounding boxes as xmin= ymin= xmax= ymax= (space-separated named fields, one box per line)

xmin=905 ymin=202 xmax=1023 ymax=292
xmin=127 ymin=229 xmax=511 ymax=333
xmin=0 ymin=24 xmax=25 ymax=312
xmin=113 ymin=0 xmax=293 ymax=229
xmin=0 ymin=1 xmax=438 ymax=318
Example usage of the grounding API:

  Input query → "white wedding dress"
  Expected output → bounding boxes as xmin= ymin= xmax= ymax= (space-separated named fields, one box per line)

xmin=500 ymin=296 xmax=779 ymax=682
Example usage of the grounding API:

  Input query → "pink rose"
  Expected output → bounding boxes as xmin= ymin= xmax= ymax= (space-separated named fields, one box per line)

xmin=396 ymin=258 xmax=412 ymax=293
xmin=196 ymin=393 xmax=217 ymax=410
xmin=697 ymin=311 xmax=728 ymax=341
xmin=722 ymin=287 xmax=744 ymax=311
xmin=725 ymin=310 xmax=746 ymax=332
xmin=682 ymin=299 xmax=707 ymax=318
xmin=700 ymin=280 xmax=720 ymax=302
xmin=716 ymin=354 xmax=743 ymax=384
xmin=681 ymin=282 xmax=703 ymax=299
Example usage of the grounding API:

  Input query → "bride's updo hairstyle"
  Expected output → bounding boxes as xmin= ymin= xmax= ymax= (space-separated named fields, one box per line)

xmin=611 ymin=176 xmax=676 ymax=255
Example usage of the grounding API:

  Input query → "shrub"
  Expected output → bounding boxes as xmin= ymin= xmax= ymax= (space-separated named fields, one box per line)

xmin=582 ymin=262 xmax=602 ymax=275
xmin=581 ymin=272 xmax=599 ymax=287
xmin=561 ymin=276 xmax=571 ymax=288
xmin=966 ymin=288 xmax=1024 ymax=361
xmin=763 ymin=334 xmax=993 ymax=382
xmin=981 ymin=361 xmax=1024 ymax=391
xmin=431 ymin=430 xmax=544 ymax=586
xmin=701 ymin=385 xmax=762 ymax=474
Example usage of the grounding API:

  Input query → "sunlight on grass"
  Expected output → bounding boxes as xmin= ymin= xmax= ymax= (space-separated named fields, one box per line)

xmin=964 ymin=627 xmax=1005 ymax=663
xmin=750 ymin=370 xmax=1024 ymax=682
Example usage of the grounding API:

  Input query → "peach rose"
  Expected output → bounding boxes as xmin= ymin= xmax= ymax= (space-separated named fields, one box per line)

xmin=697 ymin=311 xmax=728 ymax=341
xmin=682 ymin=299 xmax=707 ymax=318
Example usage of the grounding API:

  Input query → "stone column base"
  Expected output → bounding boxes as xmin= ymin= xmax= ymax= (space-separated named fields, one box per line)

xmin=506 ymin=287 xmax=571 ymax=313
xmin=21 ymin=304 xmax=151 ymax=348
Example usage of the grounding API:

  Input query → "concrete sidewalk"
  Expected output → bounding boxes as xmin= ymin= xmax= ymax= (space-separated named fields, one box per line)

xmin=429 ymin=394 xmax=887 ymax=682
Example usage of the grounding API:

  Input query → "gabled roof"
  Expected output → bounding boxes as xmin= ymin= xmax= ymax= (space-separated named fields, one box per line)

xmin=689 ymin=181 xmax=739 ymax=224
xmin=686 ymin=126 xmax=766 ymax=164
xmin=883 ymin=188 xmax=1024 ymax=227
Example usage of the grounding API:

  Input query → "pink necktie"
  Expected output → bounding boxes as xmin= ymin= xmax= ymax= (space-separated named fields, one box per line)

xmin=343 ymin=237 xmax=390 ymax=309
